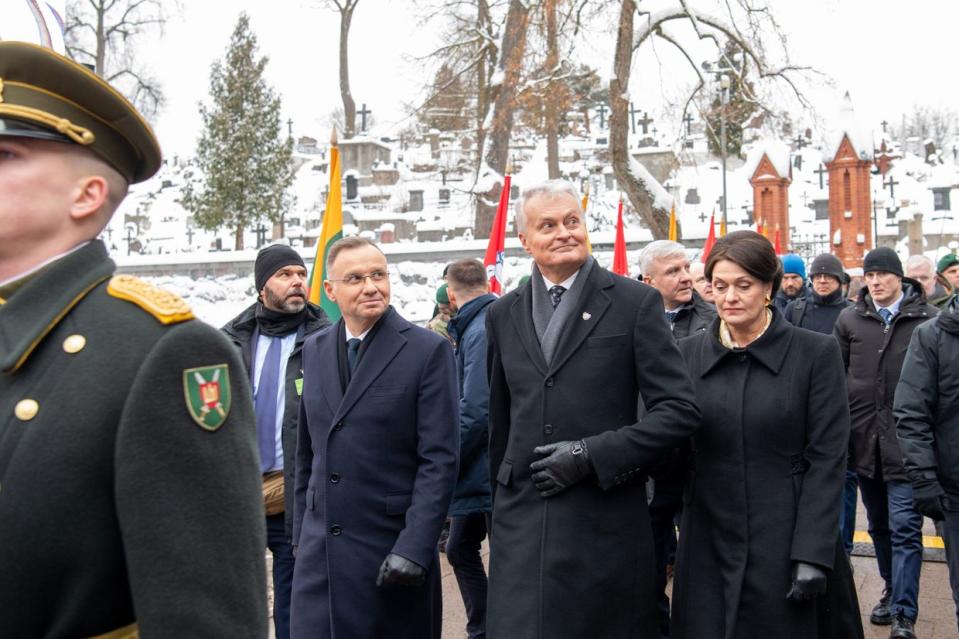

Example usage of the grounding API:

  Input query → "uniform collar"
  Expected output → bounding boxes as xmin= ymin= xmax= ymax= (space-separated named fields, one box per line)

xmin=0 ymin=241 xmax=114 ymax=373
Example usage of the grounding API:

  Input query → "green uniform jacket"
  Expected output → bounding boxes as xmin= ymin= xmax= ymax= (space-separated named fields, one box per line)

xmin=0 ymin=241 xmax=267 ymax=638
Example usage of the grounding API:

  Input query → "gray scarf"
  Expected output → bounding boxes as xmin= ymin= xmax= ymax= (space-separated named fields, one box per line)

xmin=530 ymin=255 xmax=594 ymax=365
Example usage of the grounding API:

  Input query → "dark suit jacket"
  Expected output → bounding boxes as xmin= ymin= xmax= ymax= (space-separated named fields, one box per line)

xmin=0 ymin=241 xmax=266 ymax=638
xmin=222 ymin=302 xmax=330 ymax=536
xmin=485 ymin=260 xmax=701 ymax=639
xmin=290 ymin=307 xmax=458 ymax=639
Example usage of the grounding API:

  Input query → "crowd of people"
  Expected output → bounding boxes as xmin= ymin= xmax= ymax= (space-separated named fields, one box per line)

xmin=7 ymin=41 xmax=959 ymax=639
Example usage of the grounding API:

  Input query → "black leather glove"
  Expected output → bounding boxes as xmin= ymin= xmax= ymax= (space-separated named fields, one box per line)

xmin=376 ymin=553 xmax=426 ymax=588
xmin=530 ymin=440 xmax=593 ymax=498
xmin=785 ymin=561 xmax=827 ymax=601
xmin=912 ymin=478 xmax=946 ymax=521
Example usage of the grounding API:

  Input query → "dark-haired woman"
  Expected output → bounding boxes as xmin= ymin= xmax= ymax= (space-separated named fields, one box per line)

xmin=671 ymin=231 xmax=863 ymax=639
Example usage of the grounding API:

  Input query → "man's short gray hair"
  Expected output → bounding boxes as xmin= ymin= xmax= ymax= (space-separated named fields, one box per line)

xmin=515 ymin=179 xmax=582 ymax=233
xmin=639 ymin=240 xmax=687 ymax=276
xmin=905 ymin=254 xmax=933 ymax=273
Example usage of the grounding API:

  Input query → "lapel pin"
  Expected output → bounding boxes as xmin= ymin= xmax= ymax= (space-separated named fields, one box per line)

xmin=582 ymin=312 xmax=592 ymax=320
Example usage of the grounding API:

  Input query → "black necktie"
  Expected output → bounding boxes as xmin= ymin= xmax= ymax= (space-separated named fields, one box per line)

xmin=347 ymin=338 xmax=361 ymax=373
xmin=549 ymin=285 xmax=567 ymax=309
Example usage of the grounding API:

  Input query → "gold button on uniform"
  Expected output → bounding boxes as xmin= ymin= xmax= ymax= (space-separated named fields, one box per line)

xmin=15 ymin=399 xmax=39 ymax=421
xmin=63 ymin=334 xmax=87 ymax=353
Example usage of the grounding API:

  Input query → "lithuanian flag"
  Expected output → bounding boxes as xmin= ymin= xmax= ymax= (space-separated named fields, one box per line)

xmin=308 ymin=129 xmax=343 ymax=321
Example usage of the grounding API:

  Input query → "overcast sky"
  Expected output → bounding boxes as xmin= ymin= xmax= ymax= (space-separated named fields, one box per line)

xmin=5 ymin=0 xmax=958 ymax=157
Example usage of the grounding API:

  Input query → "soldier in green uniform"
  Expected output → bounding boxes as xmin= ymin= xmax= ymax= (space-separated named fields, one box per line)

xmin=0 ymin=42 xmax=267 ymax=638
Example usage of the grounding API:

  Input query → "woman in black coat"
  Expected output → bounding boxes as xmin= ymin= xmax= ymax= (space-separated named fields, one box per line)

xmin=671 ymin=232 xmax=863 ymax=639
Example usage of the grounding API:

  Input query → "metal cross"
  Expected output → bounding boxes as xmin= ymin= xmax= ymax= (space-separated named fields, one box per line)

xmin=358 ymin=103 xmax=372 ymax=132
xmin=881 ymin=120 xmax=889 ymax=133
xmin=683 ymin=112 xmax=694 ymax=137
xmin=254 ymin=224 xmax=269 ymax=249
xmin=815 ymin=163 xmax=828 ymax=189
xmin=125 ymin=226 xmax=136 ymax=256
xmin=186 ymin=226 xmax=195 ymax=245
xmin=595 ymin=103 xmax=609 ymax=130
xmin=287 ymin=118 xmax=293 ymax=138
xmin=793 ymin=135 xmax=808 ymax=150
xmin=698 ymin=211 xmax=708 ymax=223
xmin=629 ymin=102 xmax=643 ymax=134
xmin=883 ymin=175 xmax=899 ymax=200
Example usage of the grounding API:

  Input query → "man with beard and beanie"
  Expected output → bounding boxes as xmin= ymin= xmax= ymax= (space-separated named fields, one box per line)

xmin=639 ymin=239 xmax=716 ymax=638
xmin=0 ymin=41 xmax=267 ymax=637
xmin=222 ymin=243 xmax=330 ymax=639
xmin=896 ymin=289 xmax=959 ymax=635
xmin=785 ymin=254 xmax=857 ymax=557
xmin=774 ymin=253 xmax=809 ymax=313
xmin=485 ymin=179 xmax=701 ymax=639
xmin=834 ymin=247 xmax=938 ymax=639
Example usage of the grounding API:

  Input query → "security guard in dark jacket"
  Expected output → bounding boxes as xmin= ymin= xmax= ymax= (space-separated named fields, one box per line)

xmin=0 ymin=42 xmax=266 ymax=638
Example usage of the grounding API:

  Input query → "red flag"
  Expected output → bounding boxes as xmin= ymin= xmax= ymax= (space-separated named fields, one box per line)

xmin=701 ymin=212 xmax=716 ymax=264
xmin=612 ymin=199 xmax=628 ymax=276
xmin=773 ymin=228 xmax=783 ymax=255
xmin=756 ymin=217 xmax=764 ymax=237
xmin=483 ymin=174 xmax=511 ymax=295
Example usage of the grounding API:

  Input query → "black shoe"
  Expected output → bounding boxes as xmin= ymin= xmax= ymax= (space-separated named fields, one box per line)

xmin=889 ymin=613 xmax=916 ymax=639
xmin=870 ymin=587 xmax=892 ymax=625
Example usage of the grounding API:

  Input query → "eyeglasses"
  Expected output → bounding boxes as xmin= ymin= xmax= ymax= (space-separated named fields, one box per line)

xmin=327 ymin=270 xmax=389 ymax=287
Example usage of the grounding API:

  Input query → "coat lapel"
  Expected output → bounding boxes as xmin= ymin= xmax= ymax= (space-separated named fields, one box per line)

xmin=332 ymin=309 xmax=407 ymax=424
xmin=509 ymin=285 xmax=548 ymax=376
xmin=548 ymin=263 xmax=612 ymax=375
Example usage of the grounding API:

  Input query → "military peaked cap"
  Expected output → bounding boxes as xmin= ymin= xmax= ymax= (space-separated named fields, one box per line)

xmin=0 ymin=41 xmax=161 ymax=183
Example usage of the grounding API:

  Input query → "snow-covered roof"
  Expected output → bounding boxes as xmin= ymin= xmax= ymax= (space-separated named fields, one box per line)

xmin=825 ymin=92 xmax=874 ymax=162
xmin=743 ymin=138 xmax=791 ymax=180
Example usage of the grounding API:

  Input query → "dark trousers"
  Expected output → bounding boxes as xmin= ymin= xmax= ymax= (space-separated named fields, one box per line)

xmin=858 ymin=470 xmax=923 ymax=621
xmin=267 ymin=512 xmax=295 ymax=639
xmin=446 ymin=512 xmax=489 ymax=639
xmin=840 ymin=469 xmax=859 ymax=554
xmin=940 ymin=505 xmax=959 ymax=632
xmin=649 ymin=478 xmax=683 ymax=639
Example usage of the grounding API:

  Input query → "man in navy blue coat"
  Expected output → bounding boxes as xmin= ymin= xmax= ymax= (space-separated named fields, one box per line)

xmin=290 ymin=237 xmax=459 ymax=639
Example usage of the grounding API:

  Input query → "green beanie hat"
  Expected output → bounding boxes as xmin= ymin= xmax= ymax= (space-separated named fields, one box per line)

xmin=436 ymin=283 xmax=450 ymax=304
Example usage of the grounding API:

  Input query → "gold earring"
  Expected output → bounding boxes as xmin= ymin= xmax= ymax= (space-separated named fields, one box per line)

xmin=763 ymin=294 xmax=772 ymax=306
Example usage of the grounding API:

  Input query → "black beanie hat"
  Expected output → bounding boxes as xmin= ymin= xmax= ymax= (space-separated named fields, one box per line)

xmin=862 ymin=247 xmax=903 ymax=277
xmin=255 ymin=244 xmax=306 ymax=292
xmin=809 ymin=253 xmax=845 ymax=283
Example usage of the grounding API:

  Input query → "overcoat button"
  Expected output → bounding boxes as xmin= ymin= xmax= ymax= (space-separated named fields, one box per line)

xmin=330 ymin=525 xmax=342 ymax=536
xmin=330 ymin=473 xmax=340 ymax=483
xmin=545 ymin=377 xmax=554 ymax=387
xmin=544 ymin=424 xmax=554 ymax=435
xmin=14 ymin=399 xmax=39 ymax=421
xmin=62 ymin=334 xmax=87 ymax=353
xmin=334 ymin=422 xmax=343 ymax=431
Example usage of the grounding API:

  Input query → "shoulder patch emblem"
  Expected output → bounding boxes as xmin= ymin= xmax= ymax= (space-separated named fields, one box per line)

xmin=183 ymin=364 xmax=232 ymax=431
xmin=107 ymin=275 xmax=193 ymax=324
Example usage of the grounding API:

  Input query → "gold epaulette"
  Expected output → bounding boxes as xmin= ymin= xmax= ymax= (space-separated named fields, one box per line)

xmin=107 ymin=275 xmax=194 ymax=325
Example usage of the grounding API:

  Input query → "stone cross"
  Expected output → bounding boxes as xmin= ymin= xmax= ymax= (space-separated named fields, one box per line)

xmin=637 ymin=111 xmax=653 ymax=135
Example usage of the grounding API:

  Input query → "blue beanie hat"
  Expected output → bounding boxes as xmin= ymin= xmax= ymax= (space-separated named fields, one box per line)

xmin=780 ymin=253 xmax=806 ymax=280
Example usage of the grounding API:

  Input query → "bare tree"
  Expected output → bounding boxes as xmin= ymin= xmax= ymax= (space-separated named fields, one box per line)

xmin=892 ymin=105 xmax=956 ymax=153
xmin=610 ymin=0 xmax=814 ymax=239
xmin=321 ymin=0 xmax=360 ymax=138
xmin=65 ymin=0 xmax=170 ymax=120
xmin=473 ymin=0 xmax=533 ymax=237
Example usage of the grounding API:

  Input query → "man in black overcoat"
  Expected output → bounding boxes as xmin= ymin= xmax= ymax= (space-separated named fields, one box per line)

xmin=0 ymin=42 xmax=266 ymax=637
xmin=485 ymin=179 xmax=702 ymax=639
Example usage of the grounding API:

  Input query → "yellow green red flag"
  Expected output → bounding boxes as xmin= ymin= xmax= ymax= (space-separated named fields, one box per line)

xmin=581 ymin=185 xmax=592 ymax=253
xmin=308 ymin=130 xmax=343 ymax=321
xmin=668 ymin=202 xmax=678 ymax=241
